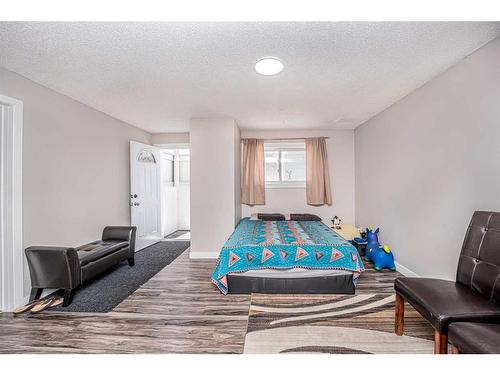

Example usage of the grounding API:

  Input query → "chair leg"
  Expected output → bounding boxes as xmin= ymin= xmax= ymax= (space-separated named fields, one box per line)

xmin=29 ymin=288 xmax=43 ymax=303
xmin=451 ymin=345 xmax=460 ymax=354
xmin=434 ymin=331 xmax=448 ymax=354
xmin=128 ymin=256 xmax=135 ymax=266
xmin=63 ymin=289 xmax=74 ymax=307
xmin=395 ymin=293 xmax=404 ymax=336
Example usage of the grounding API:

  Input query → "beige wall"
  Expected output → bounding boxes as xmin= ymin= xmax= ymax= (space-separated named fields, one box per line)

xmin=355 ymin=37 xmax=500 ymax=279
xmin=0 ymin=68 xmax=151 ymax=294
xmin=151 ymin=132 xmax=189 ymax=145
xmin=189 ymin=118 xmax=241 ymax=257
xmin=241 ymin=129 xmax=355 ymax=226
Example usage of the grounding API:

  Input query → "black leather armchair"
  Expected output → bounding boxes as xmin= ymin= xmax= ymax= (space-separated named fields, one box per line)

xmin=394 ymin=211 xmax=500 ymax=353
xmin=26 ymin=226 xmax=136 ymax=306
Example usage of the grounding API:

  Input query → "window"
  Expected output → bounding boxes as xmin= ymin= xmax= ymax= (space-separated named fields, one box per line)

xmin=137 ymin=149 xmax=157 ymax=163
xmin=179 ymin=154 xmax=190 ymax=183
xmin=161 ymin=153 xmax=174 ymax=186
xmin=264 ymin=141 xmax=306 ymax=188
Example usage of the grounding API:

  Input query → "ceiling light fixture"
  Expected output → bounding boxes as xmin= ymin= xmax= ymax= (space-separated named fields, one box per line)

xmin=255 ymin=57 xmax=283 ymax=76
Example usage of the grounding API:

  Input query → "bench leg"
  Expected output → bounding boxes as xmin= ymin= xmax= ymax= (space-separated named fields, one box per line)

xmin=128 ymin=256 xmax=135 ymax=267
xmin=29 ymin=288 xmax=43 ymax=303
xmin=434 ymin=331 xmax=448 ymax=354
xmin=63 ymin=289 xmax=74 ymax=307
xmin=395 ymin=293 xmax=404 ymax=336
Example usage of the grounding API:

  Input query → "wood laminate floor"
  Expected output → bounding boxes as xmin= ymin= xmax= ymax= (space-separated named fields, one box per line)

xmin=0 ymin=250 xmax=402 ymax=353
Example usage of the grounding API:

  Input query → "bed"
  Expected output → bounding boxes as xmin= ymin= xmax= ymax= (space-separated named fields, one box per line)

xmin=211 ymin=217 xmax=364 ymax=294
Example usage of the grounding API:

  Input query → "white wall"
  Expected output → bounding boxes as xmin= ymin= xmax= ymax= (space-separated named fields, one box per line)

xmin=241 ymin=129 xmax=355 ymax=226
xmin=355 ymin=37 xmax=500 ymax=280
xmin=190 ymin=118 xmax=241 ymax=257
xmin=0 ymin=67 xmax=152 ymax=295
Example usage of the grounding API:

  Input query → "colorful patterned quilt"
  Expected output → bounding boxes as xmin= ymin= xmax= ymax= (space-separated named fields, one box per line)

xmin=211 ymin=218 xmax=365 ymax=294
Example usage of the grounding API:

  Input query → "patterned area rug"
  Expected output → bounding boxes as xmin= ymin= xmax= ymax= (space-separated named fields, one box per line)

xmin=244 ymin=293 xmax=435 ymax=354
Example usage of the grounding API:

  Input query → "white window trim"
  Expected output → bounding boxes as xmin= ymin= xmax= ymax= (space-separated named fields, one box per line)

xmin=265 ymin=181 xmax=306 ymax=189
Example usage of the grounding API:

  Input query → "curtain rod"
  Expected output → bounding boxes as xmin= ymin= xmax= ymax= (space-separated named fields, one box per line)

xmin=240 ymin=137 xmax=329 ymax=142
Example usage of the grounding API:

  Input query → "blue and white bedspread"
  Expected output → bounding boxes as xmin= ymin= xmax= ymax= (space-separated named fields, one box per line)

xmin=211 ymin=218 xmax=365 ymax=294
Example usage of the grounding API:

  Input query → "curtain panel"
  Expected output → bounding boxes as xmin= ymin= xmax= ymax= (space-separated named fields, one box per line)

xmin=241 ymin=138 xmax=265 ymax=205
xmin=306 ymin=137 xmax=332 ymax=205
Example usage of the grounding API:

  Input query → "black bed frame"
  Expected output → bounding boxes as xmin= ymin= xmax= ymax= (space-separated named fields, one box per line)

xmin=226 ymin=273 xmax=355 ymax=294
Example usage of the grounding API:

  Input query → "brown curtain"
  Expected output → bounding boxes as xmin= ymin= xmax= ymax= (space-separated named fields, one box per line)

xmin=241 ymin=138 xmax=265 ymax=205
xmin=306 ymin=137 xmax=332 ymax=205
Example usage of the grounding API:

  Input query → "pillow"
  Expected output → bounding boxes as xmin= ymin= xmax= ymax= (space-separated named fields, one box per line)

xmin=249 ymin=213 xmax=259 ymax=221
xmin=257 ymin=213 xmax=286 ymax=221
xmin=290 ymin=213 xmax=322 ymax=221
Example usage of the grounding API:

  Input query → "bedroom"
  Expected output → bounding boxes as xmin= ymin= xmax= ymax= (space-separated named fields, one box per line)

xmin=1 ymin=1 xmax=500 ymax=373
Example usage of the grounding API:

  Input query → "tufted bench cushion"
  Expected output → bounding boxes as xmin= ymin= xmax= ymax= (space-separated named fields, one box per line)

xmin=77 ymin=240 xmax=130 ymax=266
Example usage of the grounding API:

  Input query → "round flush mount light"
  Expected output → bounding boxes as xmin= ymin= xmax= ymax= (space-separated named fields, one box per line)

xmin=255 ymin=57 xmax=284 ymax=76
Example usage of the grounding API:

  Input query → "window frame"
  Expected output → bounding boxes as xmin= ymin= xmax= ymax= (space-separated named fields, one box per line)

xmin=264 ymin=141 xmax=306 ymax=189
xmin=161 ymin=152 xmax=175 ymax=187
xmin=178 ymin=154 xmax=190 ymax=185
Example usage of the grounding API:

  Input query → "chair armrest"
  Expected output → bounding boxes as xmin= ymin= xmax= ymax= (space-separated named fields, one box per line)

xmin=102 ymin=226 xmax=137 ymax=253
xmin=25 ymin=246 xmax=81 ymax=289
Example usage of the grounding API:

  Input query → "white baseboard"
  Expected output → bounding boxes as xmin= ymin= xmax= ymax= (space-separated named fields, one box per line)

xmin=189 ymin=251 xmax=220 ymax=259
xmin=394 ymin=261 xmax=419 ymax=277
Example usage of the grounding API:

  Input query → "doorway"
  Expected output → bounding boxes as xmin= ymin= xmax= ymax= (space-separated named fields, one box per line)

xmin=0 ymin=95 xmax=24 ymax=312
xmin=160 ymin=148 xmax=190 ymax=241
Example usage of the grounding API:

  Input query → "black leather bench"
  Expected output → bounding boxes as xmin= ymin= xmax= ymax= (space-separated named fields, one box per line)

xmin=25 ymin=226 xmax=136 ymax=306
xmin=448 ymin=322 xmax=500 ymax=354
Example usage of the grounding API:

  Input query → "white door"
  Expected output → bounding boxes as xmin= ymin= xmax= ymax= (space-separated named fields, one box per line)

xmin=130 ymin=141 xmax=162 ymax=250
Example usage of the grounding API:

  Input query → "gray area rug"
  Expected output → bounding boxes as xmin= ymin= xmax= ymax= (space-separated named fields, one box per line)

xmin=51 ymin=241 xmax=190 ymax=313
xmin=165 ymin=230 xmax=189 ymax=239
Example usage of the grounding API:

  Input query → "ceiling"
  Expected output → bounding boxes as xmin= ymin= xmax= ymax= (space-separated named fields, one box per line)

xmin=1 ymin=22 xmax=499 ymax=133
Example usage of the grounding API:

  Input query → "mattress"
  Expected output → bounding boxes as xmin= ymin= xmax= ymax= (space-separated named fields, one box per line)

xmin=211 ymin=218 xmax=364 ymax=294
xmin=230 ymin=268 xmax=353 ymax=278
